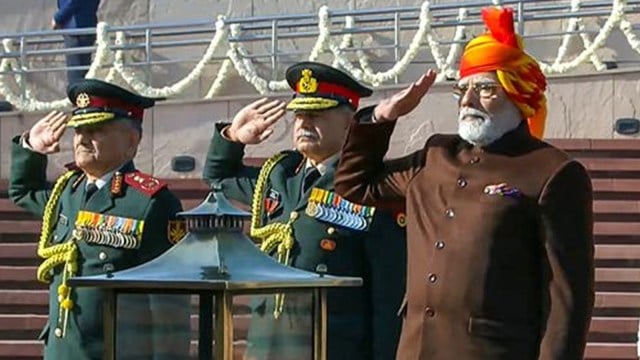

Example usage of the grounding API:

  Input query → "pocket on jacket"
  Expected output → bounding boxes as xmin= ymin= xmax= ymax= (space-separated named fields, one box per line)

xmin=467 ymin=316 xmax=534 ymax=341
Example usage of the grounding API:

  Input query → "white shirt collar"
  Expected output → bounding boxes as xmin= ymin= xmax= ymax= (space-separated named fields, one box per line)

xmin=305 ymin=152 xmax=340 ymax=176
xmin=86 ymin=170 xmax=116 ymax=190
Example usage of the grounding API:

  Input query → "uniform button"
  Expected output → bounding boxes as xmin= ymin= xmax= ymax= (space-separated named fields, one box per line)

xmin=469 ymin=156 xmax=480 ymax=164
xmin=103 ymin=263 xmax=115 ymax=273
xmin=289 ymin=211 xmax=299 ymax=220
xmin=327 ymin=227 xmax=336 ymax=235
xmin=427 ymin=273 xmax=437 ymax=283
xmin=320 ymin=239 xmax=337 ymax=251
xmin=457 ymin=177 xmax=467 ymax=188
xmin=53 ymin=234 xmax=58 ymax=241
xmin=54 ymin=327 xmax=63 ymax=338
xmin=435 ymin=241 xmax=445 ymax=250
xmin=445 ymin=208 xmax=455 ymax=218
xmin=99 ymin=252 xmax=108 ymax=261
xmin=315 ymin=263 xmax=328 ymax=274
xmin=395 ymin=212 xmax=407 ymax=227
xmin=425 ymin=307 xmax=435 ymax=317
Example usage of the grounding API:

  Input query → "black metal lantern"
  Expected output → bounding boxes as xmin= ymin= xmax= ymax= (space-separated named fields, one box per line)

xmin=68 ymin=186 xmax=362 ymax=360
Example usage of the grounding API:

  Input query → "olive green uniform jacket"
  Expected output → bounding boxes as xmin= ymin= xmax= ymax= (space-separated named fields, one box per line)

xmin=203 ymin=124 xmax=407 ymax=360
xmin=9 ymin=136 xmax=191 ymax=360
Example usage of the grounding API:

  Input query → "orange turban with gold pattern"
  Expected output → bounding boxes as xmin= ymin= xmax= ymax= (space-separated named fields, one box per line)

xmin=459 ymin=7 xmax=547 ymax=138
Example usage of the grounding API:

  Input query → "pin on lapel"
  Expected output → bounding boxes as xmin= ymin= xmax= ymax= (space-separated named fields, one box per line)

xmin=483 ymin=183 xmax=522 ymax=198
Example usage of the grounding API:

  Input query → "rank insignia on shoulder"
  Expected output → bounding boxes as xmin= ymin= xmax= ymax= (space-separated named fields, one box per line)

xmin=64 ymin=161 xmax=81 ymax=171
xmin=168 ymin=219 xmax=187 ymax=244
xmin=124 ymin=171 xmax=166 ymax=197
xmin=74 ymin=211 xmax=144 ymax=249
xmin=305 ymin=188 xmax=375 ymax=231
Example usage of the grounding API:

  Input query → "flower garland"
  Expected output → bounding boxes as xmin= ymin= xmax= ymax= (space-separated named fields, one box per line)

xmin=539 ymin=0 xmax=625 ymax=73
xmin=227 ymin=23 xmax=289 ymax=93
xmin=550 ymin=0 xmax=606 ymax=71
xmin=0 ymin=0 xmax=639 ymax=111
xmin=85 ymin=22 xmax=113 ymax=79
xmin=112 ymin=15 xmax=229 ymax=98
xmin=0 ymin=39 xmax=71 ymax=111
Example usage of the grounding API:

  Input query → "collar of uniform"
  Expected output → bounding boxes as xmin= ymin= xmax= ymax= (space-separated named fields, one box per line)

xmin=85 ymin=160 xmax=135 ymax=190
xmin=87 ymin=170 xmax=115 ymax=190
xmin=305 ymin=152 xmax=340 ymax=176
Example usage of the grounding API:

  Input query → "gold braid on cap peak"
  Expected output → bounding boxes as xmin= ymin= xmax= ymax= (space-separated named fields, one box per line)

xmin=286 ymin=97 xmax=340 ymax=110
xmin=67 ymin=112 xmax=116 ymax=127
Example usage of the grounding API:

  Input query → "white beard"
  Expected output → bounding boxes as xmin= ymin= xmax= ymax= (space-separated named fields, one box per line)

xmin=457 ymin=107 xmax=521 ymax=146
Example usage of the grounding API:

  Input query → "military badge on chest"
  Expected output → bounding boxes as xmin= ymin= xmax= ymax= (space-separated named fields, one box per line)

xmin=72 ymin=210 xmax=144 ymax=249
xmin=305 ymin=188 xmax=375 ymax=231
xmin=263 ymin=188 xmax=281 ymax=217
xmin=168 ymin=219 xmax=187 ymax=244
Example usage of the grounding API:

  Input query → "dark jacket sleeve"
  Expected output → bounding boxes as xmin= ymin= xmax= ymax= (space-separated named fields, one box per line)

xmin=54 ymin=0 xmax=83 ymax=25
xmin=537 ymin=160 xmax=595 ymax=360
xmin=8 ymin=135 xmax=52 ymax=217
xmin=202 ymin=123 xmax=260 ymax=206
xmin=335 ymin=106 xmax=426 ymax=207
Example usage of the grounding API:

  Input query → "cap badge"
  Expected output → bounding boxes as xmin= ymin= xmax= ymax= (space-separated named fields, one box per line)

xmin=75 ymin=93 xmax=91 ymax=108
xmin=299 ymin=69 xmax=318 ymax=94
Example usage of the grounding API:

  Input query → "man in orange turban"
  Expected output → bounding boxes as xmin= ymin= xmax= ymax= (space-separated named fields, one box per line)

xmin=335 ymin=6 xmax=594 ymax=360
xmin=460 ymin=6 xmax=548 ymax=138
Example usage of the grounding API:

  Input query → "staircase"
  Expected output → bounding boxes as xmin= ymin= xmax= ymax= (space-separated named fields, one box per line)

xmin=0 ymin=144 xmax=640 ymax=359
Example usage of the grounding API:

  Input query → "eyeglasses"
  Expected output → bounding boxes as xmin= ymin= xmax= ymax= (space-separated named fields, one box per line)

xmin=452 ymin=82 xmax=500 ymax=100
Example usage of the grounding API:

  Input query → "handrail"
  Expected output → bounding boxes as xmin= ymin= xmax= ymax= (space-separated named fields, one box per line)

xmin=0 ymin=0 xmax=639 ymax=111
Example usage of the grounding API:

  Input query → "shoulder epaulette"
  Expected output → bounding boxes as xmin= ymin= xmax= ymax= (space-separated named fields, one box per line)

xmin=124 ymin=171 xmax=166 ymax=197
xmin=274 ymin=150 xmax=304 ymax=174
xmin=63 ymin=161 xmax=81 ymax=172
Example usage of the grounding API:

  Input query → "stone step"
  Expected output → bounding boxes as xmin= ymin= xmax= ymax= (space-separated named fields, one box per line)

xmin=584 ymin=342 xmax=638 ymax=359
xmin=0 ymin=339 xmax=249 ymax=359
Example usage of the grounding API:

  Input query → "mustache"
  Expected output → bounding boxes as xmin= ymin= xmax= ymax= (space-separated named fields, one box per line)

xmin=296 ymin=129 xmax=319 ymax=140
xmin=458 ymin=107 xmax=490 ymax=122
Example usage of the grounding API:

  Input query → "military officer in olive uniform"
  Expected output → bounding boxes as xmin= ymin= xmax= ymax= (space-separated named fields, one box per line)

xmin=9 ymin=79 xmax=190 ymax=360
xmin=203 ymin=62 xmax=407 ymax=360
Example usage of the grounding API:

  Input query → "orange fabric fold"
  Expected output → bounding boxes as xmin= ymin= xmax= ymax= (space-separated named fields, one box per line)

xmin=459 ymin=7 xmax=547 ymax=139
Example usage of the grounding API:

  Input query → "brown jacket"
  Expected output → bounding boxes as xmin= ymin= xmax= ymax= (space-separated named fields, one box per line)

xmin=334 ymin=109 xmax=594 ymax=360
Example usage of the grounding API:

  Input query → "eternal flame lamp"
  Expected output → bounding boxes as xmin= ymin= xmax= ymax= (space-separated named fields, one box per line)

xmin=68 ymin=185 xmax=362 ymax=360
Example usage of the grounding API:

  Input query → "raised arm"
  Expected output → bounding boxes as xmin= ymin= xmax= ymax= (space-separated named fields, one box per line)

xmin=202 ymin=98 xmax=286 ymax=205
xmin=9 ymin=111 xmax=69 ymax=216
xmin=335 ymin=110 xmax=426 ymax=206
xmin=335 ymin=69 xmax=437 ymax=206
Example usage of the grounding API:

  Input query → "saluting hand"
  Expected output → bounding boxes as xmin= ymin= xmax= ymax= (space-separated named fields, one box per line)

xmin=226 ymin=98 xmax=287 ymax=145
xmin=28 ymin=111 xmax=68 ymax=154
xmin=373 ymin=69 xmax=438 ymax=122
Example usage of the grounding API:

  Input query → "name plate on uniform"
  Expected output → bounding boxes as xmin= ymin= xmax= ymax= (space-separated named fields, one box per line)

xmin=73 ymin=211 xmax=144 ymax=249
xmin=305 ymin=188 xmax=375 ymax=231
